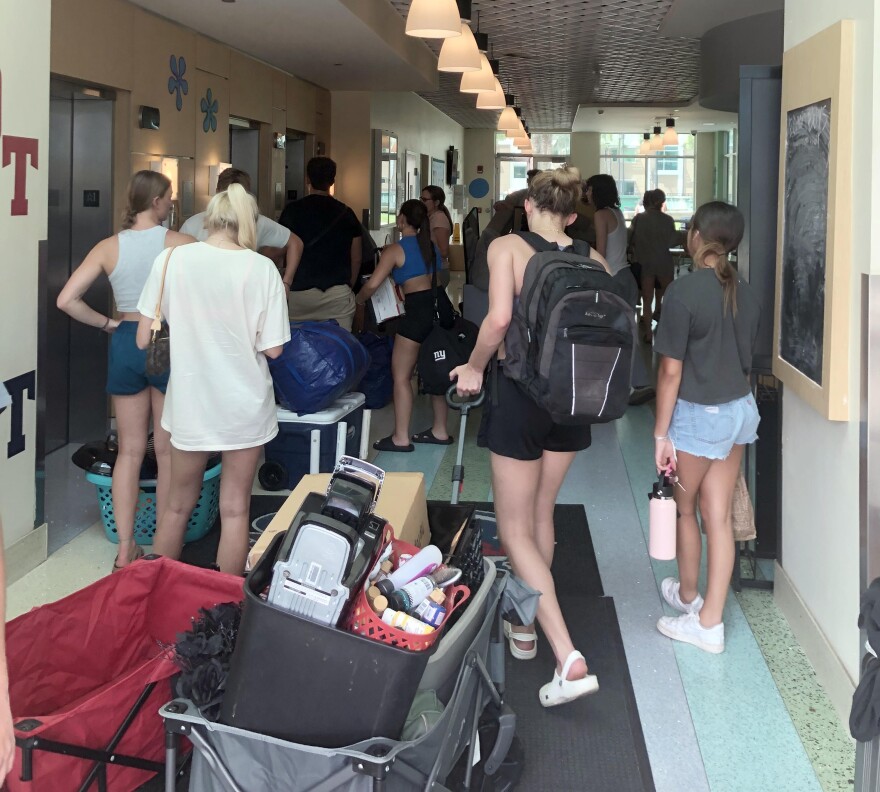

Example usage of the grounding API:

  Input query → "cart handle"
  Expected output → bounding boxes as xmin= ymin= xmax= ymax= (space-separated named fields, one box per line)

xmin=446 ymin=384 xmax=485 ymax=411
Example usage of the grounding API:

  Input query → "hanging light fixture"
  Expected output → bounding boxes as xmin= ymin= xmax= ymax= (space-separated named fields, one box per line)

xmin=650 ymin=125 xmax=664 ymax=151
xmin=497 ymin=106 xmax=519 ymax=133
xmin=663 ymin=117 xmax=678 ymax=146
xmin=638 ymin=132 xmax=651 ymax=155
xmin=438 ymin=22 xmax=481 ymax=72
xmin=460 ymin=54 xmax=495 ymax=93
xmin=406 ymin=0 xmax=461 ymax=38
xmin=472 ymin=10 xmax=488 ymax=52
xmin=476 ymin=78 xmax=506 ymax=110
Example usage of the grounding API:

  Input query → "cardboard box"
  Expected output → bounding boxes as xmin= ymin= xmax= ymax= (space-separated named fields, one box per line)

xmin=248 ymin=472 xmax=430 ymax=569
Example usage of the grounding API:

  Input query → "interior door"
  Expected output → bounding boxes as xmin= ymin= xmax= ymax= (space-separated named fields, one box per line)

xmin=404 ymin=151 xmax=419 ymax=202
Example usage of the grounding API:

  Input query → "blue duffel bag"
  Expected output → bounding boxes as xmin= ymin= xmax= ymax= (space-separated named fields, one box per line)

xmin=269 ymin=321 xmax=371 ymax=414
xmin=355 ymin=332 xmax=394 ymax=409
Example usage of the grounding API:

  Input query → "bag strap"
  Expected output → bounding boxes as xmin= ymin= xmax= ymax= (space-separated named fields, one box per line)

xmin=304 ymin=206 xmax=349 ymax=250
xmin=150 ymin=246 xmax=176 ymax=333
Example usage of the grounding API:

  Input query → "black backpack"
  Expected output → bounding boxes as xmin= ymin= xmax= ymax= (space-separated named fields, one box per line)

xmin=502 ymin=232 xmax=635 ymax=424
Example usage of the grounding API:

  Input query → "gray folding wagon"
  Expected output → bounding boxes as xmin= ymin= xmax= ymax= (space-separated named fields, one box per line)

xmin=161 ymin=560 xmax=517 ymax=792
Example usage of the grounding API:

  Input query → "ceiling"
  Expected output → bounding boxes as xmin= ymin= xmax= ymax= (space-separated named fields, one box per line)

xmin=660 ymin=0 xmax=784 ymax=38
xmin=387 ymin=0 xmax=701 ymax=130
xmin=572 ymin=100 xmax=737 ymax=134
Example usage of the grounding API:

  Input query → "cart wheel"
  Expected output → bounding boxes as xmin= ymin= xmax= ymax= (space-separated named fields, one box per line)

xmin=258 ymin=461 xmax=287 ymax=491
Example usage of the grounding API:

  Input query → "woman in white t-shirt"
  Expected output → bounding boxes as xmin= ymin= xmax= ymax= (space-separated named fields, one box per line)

xmin=137 ymin=183 xmax=290 ymax=574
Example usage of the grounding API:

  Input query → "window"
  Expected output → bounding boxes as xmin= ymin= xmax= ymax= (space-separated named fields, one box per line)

xmin=599 ymin=133 xmax=695 ymax=222
xmin=370 ymin=131 xmax=399 ymax=229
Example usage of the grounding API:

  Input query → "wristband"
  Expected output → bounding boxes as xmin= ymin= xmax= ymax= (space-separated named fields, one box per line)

xmin=101 ymin=317 xmax=111 ymax=331
xmin=654 ymin=435 xmax=669 ymax=441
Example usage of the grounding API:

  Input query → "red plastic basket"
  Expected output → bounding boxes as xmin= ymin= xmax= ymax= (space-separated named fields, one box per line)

xmin=344 ymin=537 xmax=470 ymax=652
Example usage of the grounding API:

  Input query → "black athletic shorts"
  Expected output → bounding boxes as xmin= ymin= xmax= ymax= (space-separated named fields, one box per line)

xmin=397 ymin=289 xmax=454 ymax=343
xmin=477 ymin=365 xmax=592 ymax=461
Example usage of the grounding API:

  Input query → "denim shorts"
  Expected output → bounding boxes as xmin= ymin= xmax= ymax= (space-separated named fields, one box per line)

xmin=668 ymin=394 xmax=760 ymax=460
xmin=106 ymin=321 xmax=169 ymax=396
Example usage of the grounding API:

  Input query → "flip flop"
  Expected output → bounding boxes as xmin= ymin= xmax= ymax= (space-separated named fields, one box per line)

xmin=411 ymin=429 xmax=454 ymax=446
xmin=373 ymin=435 xmax=414 ymax=453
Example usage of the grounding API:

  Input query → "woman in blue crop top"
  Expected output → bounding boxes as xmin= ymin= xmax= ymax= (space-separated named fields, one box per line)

xmin=57 ymin=171 xmax=195 ymax=572
xmin=357 ymin=199 xmax=454 ymax=452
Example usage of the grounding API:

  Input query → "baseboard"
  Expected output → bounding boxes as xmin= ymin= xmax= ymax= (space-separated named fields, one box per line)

xmin=6 ymin=524 xmax=48 ymax=585
xmin=775 ymin=561 xmax=856 ymax=727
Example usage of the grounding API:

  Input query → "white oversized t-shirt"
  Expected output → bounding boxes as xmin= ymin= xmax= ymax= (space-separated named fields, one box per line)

xmin=138 ymin=242 xmax=291 ymax=451
xmin=180 ymin=212 xmax=291 ymax=248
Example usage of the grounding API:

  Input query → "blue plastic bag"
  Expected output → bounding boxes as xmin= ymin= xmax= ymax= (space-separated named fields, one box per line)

xmin=269 ymin=321 xmax=371 ymax=414
xmin=355 ymin=333 xmax=394 ymax=409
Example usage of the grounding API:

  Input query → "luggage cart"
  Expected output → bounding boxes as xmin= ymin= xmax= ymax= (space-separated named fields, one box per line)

xmin=161 ymin=560 xmax=516 ymax=792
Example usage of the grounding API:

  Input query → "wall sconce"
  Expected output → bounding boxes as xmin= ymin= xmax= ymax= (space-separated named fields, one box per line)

xmin=208 ymin=162 xmax=232 ymax=195
xmin=150 ymin=157 xmax=179 ymax=199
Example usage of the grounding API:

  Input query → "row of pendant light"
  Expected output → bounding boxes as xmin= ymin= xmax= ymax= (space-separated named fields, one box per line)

xmin=405 ymin=0 xmax=533 ymax=153
xmin=638 ymin=119 xmax=679 ymax=154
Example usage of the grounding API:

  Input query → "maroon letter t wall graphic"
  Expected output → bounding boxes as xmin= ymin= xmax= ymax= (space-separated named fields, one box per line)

xmin=0 ymin=71 xmax=40 ymax=216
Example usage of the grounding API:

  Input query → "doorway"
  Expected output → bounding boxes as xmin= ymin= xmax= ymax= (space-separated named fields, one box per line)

xmin=42 ymin=79 xmax=114 ymax=550
xmin=404 ymin=150 xmax=419 ymax=202
xmin=495 ymin=156 xmax=532 ymax=202
xmin=285 ymin=131 xmax=306 ymax=205
xmin=229 ymin=117 xmax=260 ymax=195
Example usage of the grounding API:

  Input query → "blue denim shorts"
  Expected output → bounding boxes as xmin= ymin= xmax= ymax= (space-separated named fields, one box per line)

xmin=668 ymin=394 xmax=760 ymax=460
xmin=106 ymin=321 xmax=169 ymax=396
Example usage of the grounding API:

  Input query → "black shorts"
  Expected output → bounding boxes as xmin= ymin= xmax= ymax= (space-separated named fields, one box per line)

xmin=397 ymin=289 xmax=454 ymax=343
xmin=477 ymin=366 xmax=592 ymax=461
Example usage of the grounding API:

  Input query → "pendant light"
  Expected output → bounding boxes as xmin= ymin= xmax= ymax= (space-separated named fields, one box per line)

xmin=472 ymin=10 xmax=488 ymax=52
xmin=497 ymin=106 xmax=519 ymax=133
xmin=476 ymin=78 xmax=506 ymax=110
xmin=638 ymin=132 xmax=651 ymax=155
xmin=650 ymin=125 xmax=664 ymax=151
xmin=406 ymin=0 xmax=462 ymax=39
xmin=460 ymin=54 xmax=496 ymax=93
xmin=438 ymin=22 xmax=481 ymax=72
xmin=663 ymin=117 xmax=678 ymax=146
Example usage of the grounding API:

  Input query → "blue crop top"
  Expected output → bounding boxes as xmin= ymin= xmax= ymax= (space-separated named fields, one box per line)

xmin=392 ymin=236 xmax=443 ymax=286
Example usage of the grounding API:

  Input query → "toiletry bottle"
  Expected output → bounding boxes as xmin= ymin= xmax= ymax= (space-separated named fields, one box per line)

xmin=387 ymin=576 xmax=436 ymax=612
xmin=381 ymin=608 xmax=434 ymax=635
xmin=413 ymin=599 xmax=446 ymax=628
xmin=648 ymin=473 xmax=677 ymax=560
xmin=375 ymin=545 xmax=442 ymax=596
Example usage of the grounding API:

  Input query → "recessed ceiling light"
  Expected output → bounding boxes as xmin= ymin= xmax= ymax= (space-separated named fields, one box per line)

xmin=702 ymin=122 xmax=716 ymax=126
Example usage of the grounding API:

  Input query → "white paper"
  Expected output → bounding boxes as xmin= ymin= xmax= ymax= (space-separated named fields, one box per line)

xmin=369 ymin=277 xmax=405 ymax=324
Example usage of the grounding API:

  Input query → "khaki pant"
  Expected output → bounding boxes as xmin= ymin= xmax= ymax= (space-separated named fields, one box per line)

xmin=287 ymin=284 xmax=356 ymax=331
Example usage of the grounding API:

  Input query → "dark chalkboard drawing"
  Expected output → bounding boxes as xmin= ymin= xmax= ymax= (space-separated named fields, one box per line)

xmin=779 ymin=99 xmax=831 ymax=385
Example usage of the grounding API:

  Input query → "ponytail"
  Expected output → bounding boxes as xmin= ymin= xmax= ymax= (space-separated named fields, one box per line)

xmin=399 ymin=198 xmax=436 ymax=273
xmin=204 ymin=182 xmax=259 ymax=250
xmin=689 ymin=201 xmax=745 ymax=316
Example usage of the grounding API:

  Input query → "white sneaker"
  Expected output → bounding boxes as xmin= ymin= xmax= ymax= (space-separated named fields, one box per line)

xmin=660 ymin=577 xmax=703 ymax=614
xmin=657 ymin=612 xmax=725 ymax=654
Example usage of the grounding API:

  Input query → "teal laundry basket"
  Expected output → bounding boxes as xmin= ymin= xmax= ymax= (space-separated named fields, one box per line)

xmin=86 ymin=463 xmax=222 ymax=546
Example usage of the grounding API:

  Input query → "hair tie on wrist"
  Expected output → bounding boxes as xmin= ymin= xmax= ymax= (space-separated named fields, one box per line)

xmin=654 ymin=435 xmax=669 ymax=441
xmin=101 ymin=317 xmax=111 ymax=330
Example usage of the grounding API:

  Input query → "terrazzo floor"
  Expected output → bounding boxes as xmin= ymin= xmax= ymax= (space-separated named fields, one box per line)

xmin=9 ymin=386 xmax=856 ymax=791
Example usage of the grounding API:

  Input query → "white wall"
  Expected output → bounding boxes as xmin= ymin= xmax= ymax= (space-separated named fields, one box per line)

xmin=780 ymin=0 xmax=876 ymax=685
xmin=0 ymin=0 xmax=49 ymax=557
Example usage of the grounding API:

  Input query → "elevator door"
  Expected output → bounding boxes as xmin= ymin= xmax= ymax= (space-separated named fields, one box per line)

xmin=45 ymin=82 xmax=114 ymax=454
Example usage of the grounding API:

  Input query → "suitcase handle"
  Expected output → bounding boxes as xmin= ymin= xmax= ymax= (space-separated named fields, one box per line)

xmin=445 ymin=385 xmax=485 ymax=413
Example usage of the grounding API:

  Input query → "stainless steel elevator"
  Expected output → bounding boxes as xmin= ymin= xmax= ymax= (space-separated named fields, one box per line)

xmin=43 ymin=81 xmax=114 ymax=454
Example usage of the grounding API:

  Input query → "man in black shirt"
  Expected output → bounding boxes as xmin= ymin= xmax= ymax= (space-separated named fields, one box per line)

xmin=279 ymin=157 xmax=363 ymax=330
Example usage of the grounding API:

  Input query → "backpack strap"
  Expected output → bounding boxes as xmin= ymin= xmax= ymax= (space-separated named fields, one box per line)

xmin=516 ymin=231 xmax=590 ymax=257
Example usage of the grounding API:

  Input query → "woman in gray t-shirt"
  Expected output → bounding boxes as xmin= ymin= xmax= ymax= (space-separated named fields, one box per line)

xmin=651 ymin=201 xmax=761 ymax=656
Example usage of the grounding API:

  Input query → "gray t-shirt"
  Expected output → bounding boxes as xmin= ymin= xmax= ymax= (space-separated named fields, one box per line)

xmin=654 ymin=268 xmax=760 ymax=405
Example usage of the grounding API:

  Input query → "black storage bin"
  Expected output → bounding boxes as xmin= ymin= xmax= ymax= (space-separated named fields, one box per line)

xmin=220 ymin=532 xmax=433 ymax=748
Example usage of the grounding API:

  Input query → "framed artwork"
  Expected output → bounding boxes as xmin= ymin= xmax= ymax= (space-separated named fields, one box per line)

xmin=431 ymin=157 xmax=445 ymax=188
xmin=773 ymin=21 xmax=854 ymax=421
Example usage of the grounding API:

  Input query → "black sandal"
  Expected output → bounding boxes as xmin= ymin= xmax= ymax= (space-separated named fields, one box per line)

xmin=411 ymin=429 xmax=454 ymax=445
xmin=373 ymin=435 xmax=414 ymax=453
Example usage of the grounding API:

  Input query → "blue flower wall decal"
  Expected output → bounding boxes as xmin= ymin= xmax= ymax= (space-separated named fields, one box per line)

xmin=168 ymin=55 xmax=189 ymax=111
xmin=201 ymin=88 xmax=219 ymax=133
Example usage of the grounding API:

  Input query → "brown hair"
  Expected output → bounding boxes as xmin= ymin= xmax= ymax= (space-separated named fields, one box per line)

xmin=527 ymin=166 xmax=581 ymax=217
xmin=422 ymin=185 xmax=453 ymax=232
xmin=689 ymin=201 xmax=745 ymax=315
xmin=399 ymin=199 xmax=435 ymax=274
xmin=216 ymin=167 xmax=252 ymax=194
xmin=121 ymin=170 xmax=171 ymax=229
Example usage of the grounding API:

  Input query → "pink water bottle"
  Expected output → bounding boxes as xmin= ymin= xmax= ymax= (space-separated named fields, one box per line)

xmin=649 ymin=473 xmax=677 ymax=560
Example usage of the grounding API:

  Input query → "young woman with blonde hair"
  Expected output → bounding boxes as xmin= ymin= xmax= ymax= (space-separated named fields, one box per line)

xmin=57 ymin=170 xmax=194 ymax=571
xmin=137 ymin=183 xmax=290 ymax=574
xmin=451 ymin=167 xmax=611 ymax=707
xmin=653 ymin=201 xmax=761 ymax=653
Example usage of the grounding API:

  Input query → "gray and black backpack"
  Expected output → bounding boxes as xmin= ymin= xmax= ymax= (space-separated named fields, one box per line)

xmin=502 ymin=232 xmax=636 ymax=424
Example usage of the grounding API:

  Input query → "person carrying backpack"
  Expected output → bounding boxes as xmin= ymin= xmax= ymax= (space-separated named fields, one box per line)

xmin=451 ymin=167 xmax=628 ymax=708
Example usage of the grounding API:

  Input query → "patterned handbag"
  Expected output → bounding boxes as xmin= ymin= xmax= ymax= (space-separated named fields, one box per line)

xmin=145 ymin=246 xmax=175 ymax=377
xmin=732 ymin=472 xmax=757 ymax=542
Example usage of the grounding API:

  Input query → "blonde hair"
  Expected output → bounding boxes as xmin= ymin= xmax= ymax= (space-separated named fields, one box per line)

xmin=527 ymin=166 xmax=582 ymax=217
xmin=689 ymin=201 xmax=745 ymax=316
xmin=121 ymin=170 xmax=171 ymax=229
xmin=204 ymin=182 xmax=258 ymax=250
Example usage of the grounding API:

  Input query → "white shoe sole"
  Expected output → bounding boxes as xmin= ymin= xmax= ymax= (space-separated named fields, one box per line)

xmin=656 ymin=620 xmax=724 ymax=654
xmin=503 ymin=621 xmax=537 ymax=660
xmin=539 ymin=674 xmax=599 ymax=707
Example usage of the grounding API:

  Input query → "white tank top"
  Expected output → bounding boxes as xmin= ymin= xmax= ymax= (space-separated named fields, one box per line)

xmin=108 ymin=226 xmax=169 ymax=312
xmin=603 ymin=207 xmax=629 ymax=275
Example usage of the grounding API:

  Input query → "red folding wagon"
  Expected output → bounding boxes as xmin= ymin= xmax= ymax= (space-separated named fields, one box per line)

xmin=7 ymin=557 xmax=244 ymax=792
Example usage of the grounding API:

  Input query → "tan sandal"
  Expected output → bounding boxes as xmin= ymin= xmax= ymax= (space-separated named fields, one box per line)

xmin=112 ymin=544 xmax=144 ymax=573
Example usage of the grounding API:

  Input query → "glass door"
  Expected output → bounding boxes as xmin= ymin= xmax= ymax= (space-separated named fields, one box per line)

xmin=496 ymin=156 xmax=532 ymax=202
xmin=533 ymin=156 xmax=568 ymax=172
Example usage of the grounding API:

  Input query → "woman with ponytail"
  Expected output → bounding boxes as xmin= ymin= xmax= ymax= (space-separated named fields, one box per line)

xmin=652 ymin=201 xmax=761 ymax=654
xmin=451 ymin=167 xmax=610 ymax=708
xmin=357 ymin=199 xmax=454 ymax=451
xmin=136 ymin=183 xmax=290 ymax=574
xmin=57 ymin=170 xmax=195 ymax=572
